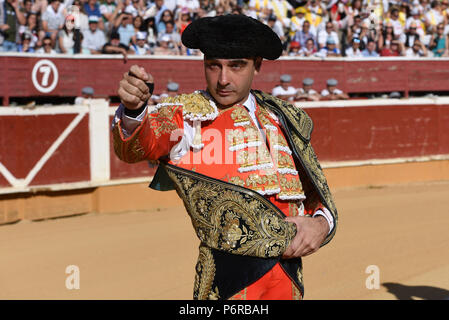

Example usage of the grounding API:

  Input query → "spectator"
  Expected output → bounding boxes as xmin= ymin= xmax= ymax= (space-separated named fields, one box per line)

xmin=272 ymin=74 xmax=297 ymax=102
xmin=41 ymin=0 xmax=65 ymax=46
xmin=296 ymin=78 xmax=320 ymax=101
xmin=317 ymin=37 xmax=341 ymax=57
xmin=58 ymin=15 xmax=76 ymax=53
xmin=425 ymin=0 xmax=445 ymax=34
xmin=36 ymin=35 xmax=57 ymax=53
xmin=82 ymin=15 xmax=106 ymax=54
xmin=131 ymin=31 xmax=151 ymax=54
xmin=293 ymin=20 xmax=316 ymax=48
xmin=156 ymin=81 xmax=180 ymax=102
xmin=75 ymin=86 xmax=94 ymax=105
xmin=345 ymin=37 xmax=363 ymax=57
xmin=385 ymin=7 xmax=404 ymax=38
xmin=157 ymin=20 xmax=181 ymax=47
xmin=318 ymin=21 xmax=340 ymax=50
xmin=429 ymin=23 xmax=449 ymax=56
xmin=1 ymin=0 xmax=27 ymax=52
xmin=130 ymin=15 xmax=145 ymax=44
xmin=266 ymin=14 xmax=285 ymax=44
xmin=102 ymin=31 xmax=134 ymax=60
xmin=270 ymin=0 xmax=294 ymax=28
xmin=115 ymin=12 xmax=135 ymax=46
xmin=72 ymin=0 xmax=89 ymax=33
xmin=321 ymin=78 xmax=349 ymax=100
xmin=401 ymin=21 xmax=422 ymax=48
xmin=84 ymin=0 xmax=104 ymax=30
xmin=17 ymin=32 xmax=35 ymax=52
xmin=177 ymin=0 xmax=200 ymax=15
xmin=248 ymin=0 xmax=272 ymax=20
xmin=361 ymin=39 xmax=379 ymax=57
xmin=125 ymin=0 xmax=145 ymax=18
xmin=406 ymin=8 xmax=426 ymax=37
xmin=144 ymin=17 xmax=158 ymax=50
xmin=18 ymin=12 xmax=44 ymax=50
xmin=380 ymin=39 xmax=404 ymax=56
xmin=215 ymin=5 xmax=225 ymax=16
xmin=288 ymin=41 xmax=301 ymax=56
xmin=305 ymin=0 xmax=325 ymax=34
xmin=289 ymin=6 xmax=306 ymax=34
xmin=153 ymin=33 xmax=180 ymax=55
xmin=143 ymin=0 xmax=168 ymax=27
xmin=298 ymin=37 xmax=317 ymax=56
xmin=156 ymin=9 xmax=174 ymax=34
xmin=175 ymin=7 xmax=191 ymax=35
xmin=99 ymin=0 xmax=117 ymax=33
xmin=405 ymin=39 xmax=428 ymax=57
xmin=378 ymin=22 xmax=397 ymax=51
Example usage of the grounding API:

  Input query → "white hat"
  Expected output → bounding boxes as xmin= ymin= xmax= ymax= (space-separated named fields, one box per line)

xmin=136 ymin=31 xmax=147 ymax=40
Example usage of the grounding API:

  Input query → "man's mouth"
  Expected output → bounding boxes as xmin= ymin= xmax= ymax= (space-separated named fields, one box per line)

xmin=217 ymin=89 xmax=233 ymax=96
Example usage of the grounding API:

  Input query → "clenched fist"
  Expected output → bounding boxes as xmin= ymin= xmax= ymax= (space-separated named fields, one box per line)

xmin=118 ymin=65 xmax=154 ymax=110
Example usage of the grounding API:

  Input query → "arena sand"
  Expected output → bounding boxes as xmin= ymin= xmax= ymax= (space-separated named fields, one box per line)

xmin=1 ymin=181 xmax=448 ymax=300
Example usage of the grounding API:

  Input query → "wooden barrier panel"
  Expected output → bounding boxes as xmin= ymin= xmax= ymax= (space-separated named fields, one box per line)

xmin=3 ymin=54 xmax=449 ymax=105
xmin=0 ymin=98 xmax=448 ymax=195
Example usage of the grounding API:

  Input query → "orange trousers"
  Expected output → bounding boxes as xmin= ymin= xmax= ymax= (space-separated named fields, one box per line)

xmin=228 ymin=263 xmax=302 ymax=300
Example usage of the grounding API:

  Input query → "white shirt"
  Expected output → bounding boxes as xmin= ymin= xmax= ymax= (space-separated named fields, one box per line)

xmin=321 ymin=88 xmax=343 ymax=96
xmin=272 ymin=85 xmax=297 ymax=100
xmin=114 ymin=92 xmax=335 ymax=233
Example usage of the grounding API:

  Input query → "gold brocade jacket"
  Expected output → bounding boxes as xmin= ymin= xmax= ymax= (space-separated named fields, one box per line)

xmin=112 ymin=90 xmax=338 ymax=300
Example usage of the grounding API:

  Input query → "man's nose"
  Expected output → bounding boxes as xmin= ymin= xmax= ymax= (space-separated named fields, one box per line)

xmin=218 ymin=67 xmax=230 ymax=87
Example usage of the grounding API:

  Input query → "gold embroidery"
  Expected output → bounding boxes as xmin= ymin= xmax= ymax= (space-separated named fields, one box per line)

xmin=292 ymin=282 xmax=303 ymax=300
xmin=229 ymin=288 xmax=247 ymax=300
xmin=165 ymin=164 xmax=297 ymax=258
xmin=228 ymin=175 xmax=245 ymax=187
xmin=162 ymin=92 xmax=218 ymax=121
xmin=230 ymin=107 xmax=251 ymax=126
xmin=112 ymin=124 xmax=146 ymax=163
xmin=148 ymin=105 xmax=181 ymax=138
xmin=194 ymin=245 xmax=216 ymax=300
xmin=209 ymin=287 xmax=220 ymax=300
xmin=237 ymin=149 xmax=272 ymax=171
xmin=277 ymin=153 xmax=296 ymax=170
xmin=227 ymin=129 xmax=245 ymax=149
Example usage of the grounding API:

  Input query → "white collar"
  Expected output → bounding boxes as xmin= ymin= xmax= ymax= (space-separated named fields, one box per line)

xmin=242 ymin=93 xmax=256 ymax=114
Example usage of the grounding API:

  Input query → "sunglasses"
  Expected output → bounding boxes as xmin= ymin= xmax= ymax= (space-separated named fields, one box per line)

xmin=44 ymin=42 xmax=52 ymax=46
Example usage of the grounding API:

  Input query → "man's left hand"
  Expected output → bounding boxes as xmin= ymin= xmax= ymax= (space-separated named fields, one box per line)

xmin=282 ymin=215 xmax=329 ymax=258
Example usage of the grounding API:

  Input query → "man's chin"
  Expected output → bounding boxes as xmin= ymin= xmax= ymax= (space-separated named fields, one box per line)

xmin=211 ymin=93 xmax=239 ymax=109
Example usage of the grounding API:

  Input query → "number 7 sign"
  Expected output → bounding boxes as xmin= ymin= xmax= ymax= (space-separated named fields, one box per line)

xmin=31 ymin=59 xmax=59 ymax=93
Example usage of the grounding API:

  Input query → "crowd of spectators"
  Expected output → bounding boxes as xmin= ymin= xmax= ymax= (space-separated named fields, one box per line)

xmin=2 ymin=0 xmax=449 ymax=57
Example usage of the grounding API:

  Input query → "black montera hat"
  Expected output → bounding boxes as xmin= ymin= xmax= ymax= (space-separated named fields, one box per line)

xmin=181 ymin=14 xmax=283 ymax=60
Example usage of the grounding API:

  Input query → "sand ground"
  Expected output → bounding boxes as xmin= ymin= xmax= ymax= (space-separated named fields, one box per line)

xmin=1 ymin=180 xmax=449 ymax=300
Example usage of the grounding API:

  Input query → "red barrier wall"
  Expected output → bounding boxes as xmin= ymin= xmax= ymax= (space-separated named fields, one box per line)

xmin=3 ymin=55 xmax=449 ymax=105
xmin=1 ymin=100 xmax=448 ymax=192
xmin=305 ymin=104 xmax=449 ymax=162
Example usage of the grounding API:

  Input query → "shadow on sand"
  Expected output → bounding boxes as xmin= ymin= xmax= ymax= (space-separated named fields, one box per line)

xmin=383 ymin=282 xmax=449 ymax=300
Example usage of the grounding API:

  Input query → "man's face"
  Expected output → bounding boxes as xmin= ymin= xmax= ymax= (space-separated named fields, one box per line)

xmin=281 ymin=80 xmax=290 ymax=89
xmin=303 ymin=22 xmax=310 ymax=31
xmin=89 ymin=22 xmax=98 ymax=31
xmin=166 ymin=23 xmax=174 ymax=33
xmin=204 ymin=58 xmax=261 ymax=108
xmin=51 ymin=0 xmax=61 ymax=10
xmin=367 ymin=41 xmax=375 ymax=51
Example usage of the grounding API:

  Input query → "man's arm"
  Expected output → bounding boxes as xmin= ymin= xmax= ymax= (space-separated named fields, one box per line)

xmin=113 ymin=65 xmax=184 ymax=163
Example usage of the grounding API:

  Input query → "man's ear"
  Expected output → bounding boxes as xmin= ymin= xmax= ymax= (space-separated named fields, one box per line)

xmin=254 ymin=57 xmax=263 ymax=73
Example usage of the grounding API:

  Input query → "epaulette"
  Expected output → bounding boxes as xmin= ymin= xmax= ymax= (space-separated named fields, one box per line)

xmin=160 ymin=91 xmax=219 ymax=122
